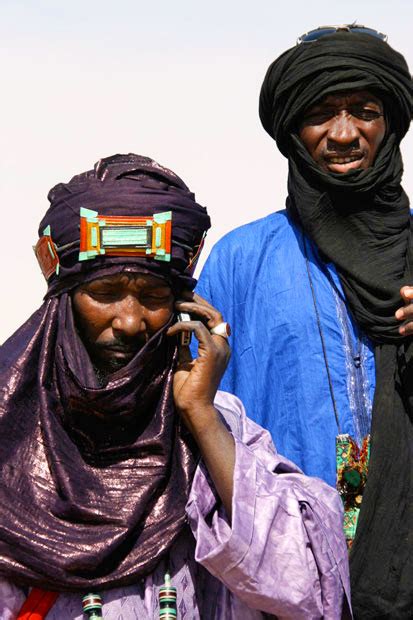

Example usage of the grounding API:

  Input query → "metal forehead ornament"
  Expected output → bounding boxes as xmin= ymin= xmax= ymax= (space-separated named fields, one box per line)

xmin=79 ymin=207 xmax=172 ymax=262
xmin=34 ymin=208 xmax=173 ymax=280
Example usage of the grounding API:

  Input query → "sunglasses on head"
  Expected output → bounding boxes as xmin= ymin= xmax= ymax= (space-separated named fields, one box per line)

xmin=296 ymin=24 xmax=388 ymax=45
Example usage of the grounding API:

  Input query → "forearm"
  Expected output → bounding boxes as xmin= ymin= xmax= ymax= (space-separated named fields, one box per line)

xmin=184 ymin=405 xmax=235 ymax=520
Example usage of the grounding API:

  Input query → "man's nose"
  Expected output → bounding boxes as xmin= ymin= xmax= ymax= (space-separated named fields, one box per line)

xmin=111 ymin=298 xmax=145 ymax=337
xmin=326 ymin=112 xmax=360 ymax=151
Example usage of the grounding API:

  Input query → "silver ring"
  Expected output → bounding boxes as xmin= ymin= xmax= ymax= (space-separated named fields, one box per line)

xmin=210 ymin=322 xmax=231 ymax=339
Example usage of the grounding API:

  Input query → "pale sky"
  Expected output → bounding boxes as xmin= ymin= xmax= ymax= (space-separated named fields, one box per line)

xmin=2 ymin=0 xmax=413 ymax=342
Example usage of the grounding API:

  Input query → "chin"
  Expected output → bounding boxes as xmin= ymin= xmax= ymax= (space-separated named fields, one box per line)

xmin=93 ymin=360 xmax=129 ymax=387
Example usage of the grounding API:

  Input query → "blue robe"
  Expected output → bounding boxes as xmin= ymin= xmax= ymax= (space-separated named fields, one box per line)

xmin=195 ymin=210 xmax=375 ymax=487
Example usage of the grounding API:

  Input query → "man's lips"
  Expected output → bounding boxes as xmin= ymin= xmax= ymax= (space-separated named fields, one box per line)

xmin=99 ymin=345 xmax=140 ymax=360
xmin=324 ymin=152 xmax=365 ymax=173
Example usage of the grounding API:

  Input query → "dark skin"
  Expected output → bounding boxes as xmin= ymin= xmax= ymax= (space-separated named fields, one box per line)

xmin=73 ymin=273 xmax=235 ymax=518
xmin=299 ymin=90 xmax=386 ymax=173
xmin=299 ymin=89 xmax=412 ymax=335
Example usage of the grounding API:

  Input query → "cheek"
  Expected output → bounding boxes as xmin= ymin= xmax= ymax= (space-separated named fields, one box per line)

xmin=365 ymin=119 xmax=386 ymax=159
xmin=299 ymin=127 xmax=324 ymax=158
xmin=146 ymin=305 xmax=174 ymax=332
xmin=372 ymin=125 xmax=386 ymax=151
xmin=72 ymin=294 xmax=112 ymax=342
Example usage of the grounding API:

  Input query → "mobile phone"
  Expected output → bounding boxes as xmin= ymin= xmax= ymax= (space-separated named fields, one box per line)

xmin=177 ymin=312 xmax=192 ymax=346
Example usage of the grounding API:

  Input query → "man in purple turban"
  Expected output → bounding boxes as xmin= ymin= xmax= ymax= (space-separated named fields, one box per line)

xmin=0 ymin=154 xmax=349 ymax=618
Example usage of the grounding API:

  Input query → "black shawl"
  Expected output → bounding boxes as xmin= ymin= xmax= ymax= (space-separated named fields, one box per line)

xmin=260 ymin=32 xmax=413 ymax=617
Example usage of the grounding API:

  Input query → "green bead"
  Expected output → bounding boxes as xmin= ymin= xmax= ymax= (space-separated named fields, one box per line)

xmin=343 ymin=468 xmax=361 ymax=488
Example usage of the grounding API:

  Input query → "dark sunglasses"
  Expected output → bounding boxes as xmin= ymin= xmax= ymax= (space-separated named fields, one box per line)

xmin=296 ymin=24 xmax=388 ymax=45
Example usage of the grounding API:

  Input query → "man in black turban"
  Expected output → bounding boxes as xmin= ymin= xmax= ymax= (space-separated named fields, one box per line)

xmin=196 ymin=26 xmax=413 ymax=617
xmin=0 ymin=154 xmax=349 ymax=617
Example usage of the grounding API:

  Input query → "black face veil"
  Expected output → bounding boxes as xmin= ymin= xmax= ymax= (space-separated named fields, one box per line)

xmin=260 ymin=32 xmax=413 ymax=617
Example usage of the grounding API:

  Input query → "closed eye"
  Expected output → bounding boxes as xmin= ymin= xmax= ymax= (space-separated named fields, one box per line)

xmin=141 ymin=293 xmax=173 ymax=306
xmin=303 ymin=107 xmax=382 ymax=126
xmin=87 ymin=290 xmax=122 ymax=302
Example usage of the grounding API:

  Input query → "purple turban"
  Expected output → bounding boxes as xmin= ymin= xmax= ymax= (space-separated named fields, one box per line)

xmin=37 ymin=153 xmax=210 ymax=295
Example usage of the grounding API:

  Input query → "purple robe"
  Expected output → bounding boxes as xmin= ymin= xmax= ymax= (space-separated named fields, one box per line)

xmin=0 ymin=392 xmax=350 ymax=619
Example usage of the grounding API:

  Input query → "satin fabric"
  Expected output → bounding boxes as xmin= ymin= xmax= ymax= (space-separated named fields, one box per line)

xmin=0 ymin=392 xmax=350 ymax=619
xmin=0 ymin=293 xmax=196 ymax=590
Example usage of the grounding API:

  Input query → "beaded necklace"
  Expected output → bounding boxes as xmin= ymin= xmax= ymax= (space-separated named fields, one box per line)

xmin=17 ymin=572 xmax=178 ymax=619
xmin=304 ymin=237 xmax=371 ymax=549
xmin=82 ymin=593 xmax=103 ymax=619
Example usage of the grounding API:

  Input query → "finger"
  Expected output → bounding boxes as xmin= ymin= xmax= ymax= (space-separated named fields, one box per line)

xmin=179 ymin=290 xmax=211 ymax=304
xmin=395 ymin=303 xmax=413 ymax=321
xmin=175 ymin=300 xmax=223 ymax=328
xmin=167 ymin=319 xmax=212 ymax=343
xmin=179 ymin=290 xmax=222 ymax=311
xmin=192 ymin=292 xmax=219 ymax=311
xmin=400 ymin=286 xmax=413 ymax=304
xmin=399 ymin=321 xmax=413 ymax=336
xmin=178 ymin=291 xmax=221 ymax=314
xmin=167 ymin=320 xmax=229 ymax=355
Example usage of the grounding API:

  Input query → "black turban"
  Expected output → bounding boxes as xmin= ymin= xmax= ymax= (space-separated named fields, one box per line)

xmin=260 ymin=32 xmax=413 ymax=618
xmin=259 ymin=32 xmax=413 ymax=155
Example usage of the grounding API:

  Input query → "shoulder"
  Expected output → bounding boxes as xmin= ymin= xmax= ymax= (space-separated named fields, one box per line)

xmin=211 ymin=210 xmax=291 ymax=255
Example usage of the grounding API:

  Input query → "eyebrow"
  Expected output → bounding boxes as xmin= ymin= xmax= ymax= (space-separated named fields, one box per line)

xmin=321 ymin=97 xmax=382 ymax=106
xmin=86 ymin=278 xmax=119 ymax=286
xmin=85 ymin=278 xmax=171 ymax=290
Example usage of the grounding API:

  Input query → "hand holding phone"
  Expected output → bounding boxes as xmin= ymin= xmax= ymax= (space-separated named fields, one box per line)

xmin=167 ymin=293 xmax=230 ymax=427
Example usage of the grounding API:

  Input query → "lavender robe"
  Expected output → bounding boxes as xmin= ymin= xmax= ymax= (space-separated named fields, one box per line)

xmin=0 ymin=392 xmax=350 ymax=619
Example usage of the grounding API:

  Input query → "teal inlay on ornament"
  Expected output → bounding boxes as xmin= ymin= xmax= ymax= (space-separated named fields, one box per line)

xmin=101 ymin=227 xmax=148 ymax=247
xmin=154 ymin=211 xmax=172 ymax=224
xmin=80 ymin=207 xmax=99 ymax=222
xmin=155 ymin=251 xmax=170 ymax=262
xmin=79 ymin=249 xmax=105 ymax=261
xmin=91 ymin=228 xmax=98 ymax=247
xmin=43 ymin=225 xmax=51 ymax=236
xmin=78 ymin=209 xmax=172 ymax=263
xmin=155 ymin=227 xmax=162 ymax=247
xmin=47 ymin=241 xmax=55 ymax=259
